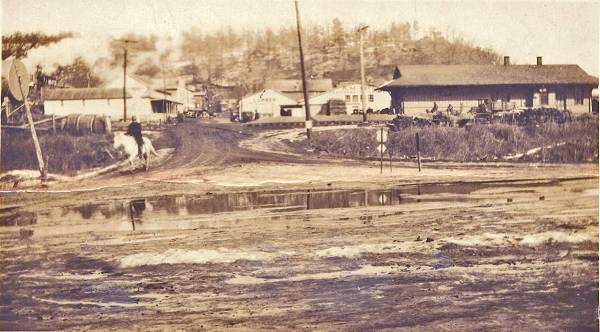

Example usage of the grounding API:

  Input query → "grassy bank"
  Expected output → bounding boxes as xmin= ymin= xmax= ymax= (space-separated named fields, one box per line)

xmin=307 ymin=121 xmax=598 ymax=163
xmin=1 ymin=131 xmax=121 ymax=175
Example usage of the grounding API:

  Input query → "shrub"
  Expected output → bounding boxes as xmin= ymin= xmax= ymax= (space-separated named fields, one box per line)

xmin=1 ymin=130 xmax=121 ymax=174
xmin=309 ymin=121 xmax=598 ymax=163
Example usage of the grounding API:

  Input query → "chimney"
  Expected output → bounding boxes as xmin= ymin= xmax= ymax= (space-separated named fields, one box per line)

xmin=503 ymin=56 xmax=510 ymax=66
xmin=537 ymin=56 xmax=543 ymax=66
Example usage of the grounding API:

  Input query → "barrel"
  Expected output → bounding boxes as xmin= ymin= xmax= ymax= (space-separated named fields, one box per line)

xmin=63 ymin=114 xmax=111 ymax=135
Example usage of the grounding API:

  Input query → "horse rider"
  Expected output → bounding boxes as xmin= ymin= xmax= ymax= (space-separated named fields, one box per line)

xmin=126 ymin=115 xmax=143 ymax=158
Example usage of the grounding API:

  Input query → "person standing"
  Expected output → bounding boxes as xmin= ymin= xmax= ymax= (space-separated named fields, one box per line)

xmin=126 ymin=115 xmax=143 ymax=158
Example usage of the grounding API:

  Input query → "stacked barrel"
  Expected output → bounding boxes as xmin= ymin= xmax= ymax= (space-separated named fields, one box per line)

xmin=61 ymin=114 xmax=112 ymax=135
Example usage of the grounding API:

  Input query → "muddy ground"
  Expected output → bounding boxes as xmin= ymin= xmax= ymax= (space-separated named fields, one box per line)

xmin=0 ymin=122 xmax=598 ymax=331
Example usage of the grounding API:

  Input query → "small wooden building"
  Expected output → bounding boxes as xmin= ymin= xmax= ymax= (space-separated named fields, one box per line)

xmin=43 ymin=75 xmax=182 ymax=122
xmin=378 ymin=58 xmax=599 ymax=115
xmin=265 ymin=79 xmax=333 ymax=101
xmin=239 ymin=89 xmax=299 ymax=118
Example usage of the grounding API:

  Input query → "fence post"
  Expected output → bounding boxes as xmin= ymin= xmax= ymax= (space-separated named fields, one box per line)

xmin=541 ymin=146 xmax=545 ymax=163
xmin=380 ymin=127 xmax=383 ymax=174
xmin=416 ymin=132 xmax=421 ymax=172
xmin=104 ymin=115 xmax=112 ymax=135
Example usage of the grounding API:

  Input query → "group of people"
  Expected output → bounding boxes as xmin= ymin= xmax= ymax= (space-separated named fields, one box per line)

xmin=426 ymin=102 xmax=461 ymax=117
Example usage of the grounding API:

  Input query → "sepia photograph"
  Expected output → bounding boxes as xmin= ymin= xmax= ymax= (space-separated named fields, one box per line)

xmin=1 ymin=0 xmax=599 ymax=330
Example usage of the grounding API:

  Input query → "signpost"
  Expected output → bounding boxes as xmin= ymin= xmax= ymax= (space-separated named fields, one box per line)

xmin=376 ymin=127 xmax=389 ymax=174
xmin=8 ymin=59 xmax=47 ymax=180
xmin=416 ymin=132 xmax=422 ymax=172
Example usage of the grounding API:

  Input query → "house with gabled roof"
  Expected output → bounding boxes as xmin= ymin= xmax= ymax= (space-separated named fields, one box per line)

xmin=265 ymin=79 xmax=333 ymax=101
xmin=42 ymin=75 xmax=183 ymax=122
xmin=377 ymin=57 xmax=599 ymax=115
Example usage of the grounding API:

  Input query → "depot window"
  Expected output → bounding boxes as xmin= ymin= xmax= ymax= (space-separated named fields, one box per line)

xmin=369 ymin=94 xmax=374 ymax=102
xmin=345 ymin=95 xmax=351 ymax=102
xmin=352 ymin=95 xmax=358 ymax=102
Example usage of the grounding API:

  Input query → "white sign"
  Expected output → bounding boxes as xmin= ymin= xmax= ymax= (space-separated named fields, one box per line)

xmin=377 ymin=144 xmax=387 ymax=154
xmin=8 ymin=60 xmax=29 ymax=101
xmin=376 ymin=129 xmax=388 ymax=142
xmin=305 ymin=120 xmax=313 ymax=129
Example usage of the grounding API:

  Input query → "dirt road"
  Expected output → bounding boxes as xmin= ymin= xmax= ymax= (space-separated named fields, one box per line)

xmin=1 ymin=121 xmax=598 ymax=330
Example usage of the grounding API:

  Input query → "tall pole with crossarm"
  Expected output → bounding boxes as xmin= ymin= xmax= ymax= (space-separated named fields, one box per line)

xmin=294 ymin=0 xmax=311 ymax=139
xmin=358 ymin=24 xmax=369 ymax=122
xmin=115 ymin=39 xmax=138 ymax=121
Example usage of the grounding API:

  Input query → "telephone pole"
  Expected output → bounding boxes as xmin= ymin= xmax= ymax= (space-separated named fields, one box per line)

xmin=294 ymin=0 xmax=311 ymax=139
xmin=123 ymin=47 xmax=128 ymax=121
xmin=116 ymin=39 xmax=138 ymax=121
xmin=358 ymin=24 xmax=369 ymax=122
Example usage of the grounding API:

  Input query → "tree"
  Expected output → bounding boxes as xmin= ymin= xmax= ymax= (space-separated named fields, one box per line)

xmin=108 ymin=33 xmax=157 ymax=66
xmin=134 ymin=58 xmax=161 ymax=78
xmin=2 ymin=32 xmax=73 ymax=60
xmin=52 ymin=57 xmax=102 ymax=88
xmin=331 ymin=18 xmax=345 ymax=54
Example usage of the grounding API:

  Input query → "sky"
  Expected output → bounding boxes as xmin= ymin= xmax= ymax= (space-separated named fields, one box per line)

xmin=2 ymin=0 xmax=599 ymax=76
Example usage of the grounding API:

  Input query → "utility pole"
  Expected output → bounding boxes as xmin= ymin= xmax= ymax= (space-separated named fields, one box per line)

xmin=358 ymin=24 xmax=369 ymax=122
xmin=162 ymin=62 xmax=167 ymax=122
xmin=123 ymin=47 xmax=128 ymax=121
xmin=116 ymin=39 xmax=138 ymax=121
xmin=294 ymin=0 xmax=311 ymax=139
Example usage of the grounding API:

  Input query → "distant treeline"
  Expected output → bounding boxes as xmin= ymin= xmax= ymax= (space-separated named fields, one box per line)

xmin=180 ymin=19 xmax=501 ymax=93
xmin=2 ymin=19 xmax=502 ymax=95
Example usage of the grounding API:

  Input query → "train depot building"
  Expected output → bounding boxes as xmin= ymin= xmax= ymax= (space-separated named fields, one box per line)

xmin=378 ymin=57 xmax=599 ymax=116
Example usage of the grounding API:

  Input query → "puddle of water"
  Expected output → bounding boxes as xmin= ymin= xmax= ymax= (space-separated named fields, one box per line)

xmin=120 ymin=248 xmax=278 ymax=268
xmin=225 ymin=264 xmax=423 ymax=285
xmin=0 ymin=180 xmax=567 ymax=236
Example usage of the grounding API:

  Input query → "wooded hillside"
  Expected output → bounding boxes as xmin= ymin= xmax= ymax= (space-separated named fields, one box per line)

xmin=180 ymin=19 xmax=501 ymax=93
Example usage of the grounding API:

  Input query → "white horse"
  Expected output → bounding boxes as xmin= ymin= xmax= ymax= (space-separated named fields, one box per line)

xmin=113 ymin=132 xmax=158 ymax=171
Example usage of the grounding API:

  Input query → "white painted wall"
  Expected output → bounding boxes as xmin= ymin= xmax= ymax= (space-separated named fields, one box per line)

xmin=305 ymin=84 xmax=391 ymax=115
xmin=44 ymin=97 xmax=164 ymax=122
xmin=239 ymin=89 xmax=298 ymax=117
xmin=301 ymin=84 xmax=391 ymax=115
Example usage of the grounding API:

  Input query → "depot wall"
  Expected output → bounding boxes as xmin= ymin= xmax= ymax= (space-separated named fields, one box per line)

xmin=391 ymin=85 xmax=593 ymax=116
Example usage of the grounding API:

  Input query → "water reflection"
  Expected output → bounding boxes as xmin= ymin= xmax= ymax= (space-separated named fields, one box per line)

xmin=0 ymin=209 xmax=37 ymax=227
xmin=28 ymin=186 xmax=461 ymax=225
xmin=129 ymin=199 xmax=146 ymax=231
xmin=0 ymin=180 xmax=555 ymax=229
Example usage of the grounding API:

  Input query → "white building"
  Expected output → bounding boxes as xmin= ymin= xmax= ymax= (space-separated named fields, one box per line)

xmin=302 ymin=83 xmax=391 ymax=115
xmin=152 ymin=78 xmax=195 ymax=111
xmin=239 ymin=89 xmax=299 ymax=117
xmin=43 ymin=75 xmax=182 ymax=122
